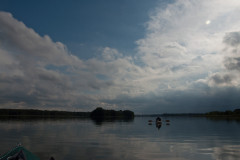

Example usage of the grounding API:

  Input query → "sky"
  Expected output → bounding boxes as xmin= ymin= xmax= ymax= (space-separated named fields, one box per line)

xmin=0 ymin=0 xmax=240 ymax=114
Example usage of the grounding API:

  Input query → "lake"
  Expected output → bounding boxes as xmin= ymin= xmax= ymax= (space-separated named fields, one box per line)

xmin=0 ymin=116 xmax=240 ymax=160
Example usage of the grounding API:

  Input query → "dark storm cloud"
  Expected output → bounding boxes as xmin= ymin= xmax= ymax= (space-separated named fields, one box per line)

xmin=210 ymin=74 xmax=233 ymax=85
xmin=224 ymin=57 xmax=240 ymax=71
xmin=223 ymin=32 xmax=240 ymax=47
xmin=103 ymin=87 xmax=240 ymax=114
xmin=207 ymin=31 xmax=240 ymax=87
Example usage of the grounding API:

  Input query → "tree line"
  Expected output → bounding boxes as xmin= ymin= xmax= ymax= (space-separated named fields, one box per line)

xmin=0 ymin=108 xmax=90 ymax=117
xmin=90 ymin=107 xmax=134 ymax=119
xmin=205 ymin=109 xmax=240 ymax=116
xmin=0 ymin=107 xmax=135 ymax=119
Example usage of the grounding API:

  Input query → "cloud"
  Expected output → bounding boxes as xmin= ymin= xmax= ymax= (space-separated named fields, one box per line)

xmin=131 ymin=0 xmax=240 ymax=112
xmin=136 ymin=0 xmax=227 ymax=92
xmin=0 ymin=11 xmax=151 ymax=111
xmin=206 ymin=31 xmax=240 ymax=87
xmin=1 ymin=0 xmax=240 ymax=113
xmin=222 ymin=31 xmax=240 ymax=71
xmin=103 ymin=86 xmax=240 ymax=114
xmin=208 ymin=73 xmax=235 ymax=86
xmin=223 ymin=32 xmax=240 ymax=47
xmin=224 ymin=57 xmax=240 ymax=71
xmin=0 ymin=12 xmax=117 ymax=110
xmin=135 ymin=0 xmax=240 ymax=103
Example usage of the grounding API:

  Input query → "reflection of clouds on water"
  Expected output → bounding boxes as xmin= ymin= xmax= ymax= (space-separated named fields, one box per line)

xmin=136 ymin=142 xmax=240 ymax=160
xmin=0 ymin=118 xmax=240 ymax=160
xmin=129 ymin=140 xmax=198 ymax=160
xmin=198 ymin=145 xmax=240 ymax=160
xmin=0 ymin=120 xmax=140 ymax=160
xmin=212 ymin=145 xmax=240 ymax=160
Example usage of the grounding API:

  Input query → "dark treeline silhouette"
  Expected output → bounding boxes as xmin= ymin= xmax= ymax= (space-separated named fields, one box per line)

xmin=0 ymin=108 xmax=90 ymax=118
xmin=136 ymin=109 xmax=240 ymax=117
xmin=205 ymin=109 xmax=240 ymax=116
xmin=90 ymin=107 xmax=135 ymax=125
xmin=0 ymin=108 xmax=135 ymax=121
xmin=90 ymin=107 xmax=134 ymax=119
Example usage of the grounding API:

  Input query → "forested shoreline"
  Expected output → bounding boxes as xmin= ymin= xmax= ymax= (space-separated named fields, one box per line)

xmin=0 ymin=107 xmax=135 ymax=120
xmin=0 ymin=108 xmax=90 ymax=117
xmin=205 ymin=109 xmax=240 ymax=117
xmin=1 ymin=108 xmax=239 ymax=119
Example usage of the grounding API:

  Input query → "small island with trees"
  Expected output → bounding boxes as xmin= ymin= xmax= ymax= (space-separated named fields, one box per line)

xmin=90 ymin=107 xmax=134 ymax=119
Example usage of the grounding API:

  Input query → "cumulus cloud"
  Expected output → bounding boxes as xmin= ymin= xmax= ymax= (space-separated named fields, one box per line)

xmin=208 ymin=73 xmax=235 ymax=86
xmin=206 ymin=31 xmax=240 ymax=87
xmin=0 ymin=12 xmax=118 ymax=110
xmin=223 ymin=32 xmax=240 ymax=47
xmin=1 ymin=0 xmax=240 ymax=113
xmin=222 ymin=31 xmax=240 ymax=72
xmin=224 ymin=57 xmax=240 ymax=71
xmin=0 ymin=11 xmax=153 ymax=111
xmin=136 ymin=0 xmax=225 ymax=92
xmin=133 ymin=0 xmax=240 ymax=112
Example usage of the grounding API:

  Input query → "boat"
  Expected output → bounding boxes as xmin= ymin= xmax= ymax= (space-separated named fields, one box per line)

xmin=156 ymin=117 xmax=162 ymax=124
xmin=0 ymin=145 xmax=40 ymax=160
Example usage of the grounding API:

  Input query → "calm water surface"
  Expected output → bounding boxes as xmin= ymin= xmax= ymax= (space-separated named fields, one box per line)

xmin=1 ymin=117 xmax=240 ymax=160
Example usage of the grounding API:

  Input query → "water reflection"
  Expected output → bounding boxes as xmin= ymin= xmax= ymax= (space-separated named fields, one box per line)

xmin=91 ymin=117 xmax=134 ymax=126
xmin=156 ymin=122 xmax=162 ymax=130
xmin=0 ymin=117 xmax=240 ymax=160
xmin=206 ymin=116 xmax=240 ymax=123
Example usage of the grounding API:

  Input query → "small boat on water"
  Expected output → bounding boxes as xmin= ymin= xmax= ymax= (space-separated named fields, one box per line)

xmin=156 ymin=117 xmax=162 ymax=123
xmin=0 ymin=145 xmax=40 ymax=160
xmin=0 ymin=145 xmax=55 ymax=160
